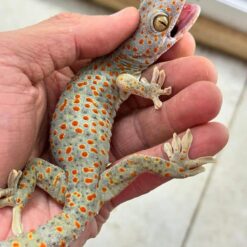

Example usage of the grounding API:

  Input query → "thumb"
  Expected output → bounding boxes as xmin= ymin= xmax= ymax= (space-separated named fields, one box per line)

xmin=1 ymin=7 xmax=139 ymax=80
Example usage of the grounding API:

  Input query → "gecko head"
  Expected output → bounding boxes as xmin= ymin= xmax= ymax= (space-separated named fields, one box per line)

xmin=118 ymin=0 xmax=200 ymax=70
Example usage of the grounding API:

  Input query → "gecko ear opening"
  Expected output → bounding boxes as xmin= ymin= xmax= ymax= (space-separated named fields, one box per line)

xmin=170 ymin=25 xmax=179 ymax=37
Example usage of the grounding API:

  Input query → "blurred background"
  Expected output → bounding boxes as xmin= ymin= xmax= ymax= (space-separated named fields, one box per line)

xmin=0 ymin=0 xmax=246 ymax=246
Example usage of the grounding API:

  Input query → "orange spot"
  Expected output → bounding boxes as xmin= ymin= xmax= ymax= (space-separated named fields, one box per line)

xmin=119 ymin=167 xmax=126 ymax=173
xmin=83 ymin=116 xmax=89 ymax=121
xmin=92 ymin=109 xmax=98 ymax=114
xmin=72 ymin=170 xmax=78 ymax=175
xmin=73 ymin=177 xmax=78 ymax=183
xmin=58 ymin=157 xmax=65 ymax=162
xmin=91 ymin=129 xmax=97 ymax=134
xmin=94 ymin=162 xmax=100 ymax=168
xmin=80 ymin=206 xmax=87 ymax=213
xmin=103 ymin=81 xmax=109 ymax=87
xmin=85 ymin=178 xmax=93 ymax=184
xmin=103 ymin=103 xmax=109 ymax=110
xmin=28 ymin=232 xmax=33 ymax=240
xmin=139 ymin=39 xmax=144 ymax=44
xmin=79 ymin=144 xmax=85 ymax=149
xmin=91 ymin=86 xmax=96 ymax=90
xmin=82 ymin=152 xmax=88 ymax=157
xmin=84 ymin=123 xmax=89 ymax=128
xmin=56 ymin=226 xmax=63 ymax=232
xmin=12 ymin=242 xmax=22 ymax=247
xmin=72 ymin=121 xmax=78 ymax=126
xmin=87 ymin=140 xmax=94 ymax=145
xmin=74 ymin=221 xmax=81 ymax=229
xmin=74 ymin=99 xmax=80 ymax=104
xmin=99 ymin=120 xmax=105 ymax=126
xmin=61 ymin=186 xmax=66 ymax=193
xmin=53 ymin=130 xmax=58 ymax=136
xmin=83 ymin=167 xmax=94 ymax=173
xmin=68 ymin=156 xmax=74 ymax=162
xmin=40 ymin=243 xmax=47 ymax=247
xmin=102 ymin=187 xmax=107 ymax=192
xmin=102 ymin=109 xmax=107 ymax=115
xmin=38 ymin=173 xmax=44 ymax=180
xmin=165 ymin=173 xmax=171 ymax=177
xmin=73 ymin=106 xmax=80 ymax=112
xmin=91 ymin=148 xmax=98 ymax=154
xmin=59 ymin=240 xmax=66 ymax=247
xmin=45 ymin=167 xmax=51 ymax=173
xmin=66 ymin=84 xmax=72 ymax=90
xmin=95 ymin=75 xmax=101 ymax=80
xmin=59 ymin=133 xmax=65 ymax=140
xmin=66 ymin=147 xmax=72 ymax=154
xmin=85 ymin=103 xmax=90 ymax=108
xmin=101 ymin=135 xmax=106 ymax=141
xmin=78 ymin=82 xmax=87 ymax=87
xmin=75 ymin=128 xmax=83 ymax=134
xmin=131 ymin=172 xmax=137 ymax=177
xmin=87 ymin=193 xmax=97 ymax=201
xmin=179 ymin=168 xmax=185 ymax=173
xmin=93 ymin=91 xmax=99 ymax=96
xmin=60 ymin=123 xmax=67 ymax=130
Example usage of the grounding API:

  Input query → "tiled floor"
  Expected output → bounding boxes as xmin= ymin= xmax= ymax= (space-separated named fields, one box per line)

xmin=0 ymin=0 xmax=246 ymax=246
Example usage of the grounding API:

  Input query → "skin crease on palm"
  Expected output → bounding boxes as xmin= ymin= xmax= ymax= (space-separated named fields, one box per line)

xmin=0 ymin=7 xmax=228 ymax=246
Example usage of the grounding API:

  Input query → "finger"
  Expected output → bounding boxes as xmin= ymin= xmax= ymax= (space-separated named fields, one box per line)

xmin=111 ymin=81 xmax=222 ymax=158
xmin=118 ymin=56 xmax=217 ymax=115
xmin=159 ymin=32 xmax=196 ymax=61
xmin=3 ymin=8 xmax=139 ymax=82
xmin=111 ymin=122 xmax=229 ymax=206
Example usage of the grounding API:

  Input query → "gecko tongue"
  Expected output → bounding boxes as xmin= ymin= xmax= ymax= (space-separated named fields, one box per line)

xmin=171 ymin=3 xmax=201 ymax=38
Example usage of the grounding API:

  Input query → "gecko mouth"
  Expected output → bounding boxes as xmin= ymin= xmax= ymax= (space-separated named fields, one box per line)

xmin=171 ymin=3 xmax=201 ymax=38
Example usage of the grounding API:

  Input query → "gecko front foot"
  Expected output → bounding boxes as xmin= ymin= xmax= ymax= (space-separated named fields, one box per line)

xmin=141 ymin=66 xmax=172 ymax=109
xmin=163 ymin=129 xmax=215 ymax=178
xmin=116 ymin=66 xmax=171 ymax=110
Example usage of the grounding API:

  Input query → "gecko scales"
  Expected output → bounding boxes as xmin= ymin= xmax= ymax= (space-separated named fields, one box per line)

xmin=0 ymin=0 xmax=214 ymax=246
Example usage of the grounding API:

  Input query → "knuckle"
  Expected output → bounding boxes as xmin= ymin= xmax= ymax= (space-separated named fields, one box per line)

xmin=50 ymin=12 xmax=82 ymax=23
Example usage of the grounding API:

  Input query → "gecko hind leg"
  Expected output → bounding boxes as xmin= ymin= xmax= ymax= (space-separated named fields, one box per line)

xmin=0 ymin=159 xmax=67 ymax=236
xmin=116 ymin=66 xmax=172 ymax=110
xmin=99 ymin=129 xmax=215 ymax=202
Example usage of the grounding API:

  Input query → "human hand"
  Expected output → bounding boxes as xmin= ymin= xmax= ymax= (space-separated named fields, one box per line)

xmin=0 ymin=7 xmax=228 ymax=246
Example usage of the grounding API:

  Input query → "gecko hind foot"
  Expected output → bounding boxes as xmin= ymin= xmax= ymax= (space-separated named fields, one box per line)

xmin=163 ymin=129 xmax=215 ymax=178
xmin=0 ymin=170 xmax=22 ymax=208
xmin=0 ymin=170 xmax=24 ymax=235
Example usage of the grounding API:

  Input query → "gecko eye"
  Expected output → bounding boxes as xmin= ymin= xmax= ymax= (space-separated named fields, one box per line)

xmin=153 ymin=14 xmax=170 ymax=32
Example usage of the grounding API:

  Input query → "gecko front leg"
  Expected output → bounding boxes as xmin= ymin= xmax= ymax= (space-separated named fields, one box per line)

xmin=116 ymin=66 xmax=172 ymax=110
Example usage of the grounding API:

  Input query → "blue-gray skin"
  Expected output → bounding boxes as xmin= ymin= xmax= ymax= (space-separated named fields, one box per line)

xmin=0 ymin=1 xmax=212 ymax=246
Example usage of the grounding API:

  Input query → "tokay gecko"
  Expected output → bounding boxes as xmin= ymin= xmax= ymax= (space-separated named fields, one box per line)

xmin=0 ymin=0 xmax=215 ymax=246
